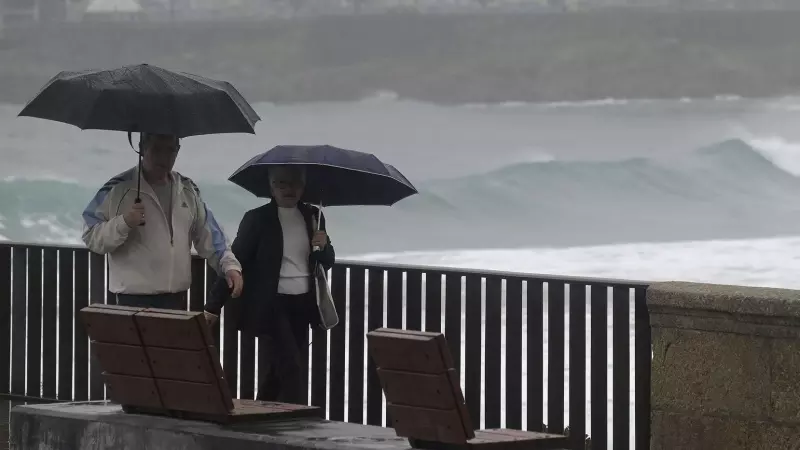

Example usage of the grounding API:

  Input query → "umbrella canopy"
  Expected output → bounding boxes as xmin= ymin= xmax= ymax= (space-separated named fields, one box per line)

xmin=18 ymin=63 xmax=260 ymax=138
xmin=229 ymin=145 xmax=418 ymax=206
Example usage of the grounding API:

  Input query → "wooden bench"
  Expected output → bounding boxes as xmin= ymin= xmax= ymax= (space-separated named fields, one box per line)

xmin=80 ymin=304 xmax=321 ymax=424
xmin=367 ymin=328 xmax=569 ymax=449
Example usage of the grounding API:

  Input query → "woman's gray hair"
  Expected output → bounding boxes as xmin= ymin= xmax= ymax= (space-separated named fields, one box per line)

xmin=268 ymin=165 xmax=307 ymax=184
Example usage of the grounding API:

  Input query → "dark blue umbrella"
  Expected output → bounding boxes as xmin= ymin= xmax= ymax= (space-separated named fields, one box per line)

xmin=229 ymin=145 xmax=418 ymax=206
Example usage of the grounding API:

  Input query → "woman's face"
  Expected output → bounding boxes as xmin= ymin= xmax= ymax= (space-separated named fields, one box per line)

xmin=270 ymin=167 xmax=305 ymax=207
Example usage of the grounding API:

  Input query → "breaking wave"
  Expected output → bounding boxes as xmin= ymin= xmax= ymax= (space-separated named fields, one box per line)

xmin=2 ymin=138 xmax=800 ymax=255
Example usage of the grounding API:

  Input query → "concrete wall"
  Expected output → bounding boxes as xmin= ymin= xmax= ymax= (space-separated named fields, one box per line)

xmin=648 ymin=281 xmax=800 ymax=449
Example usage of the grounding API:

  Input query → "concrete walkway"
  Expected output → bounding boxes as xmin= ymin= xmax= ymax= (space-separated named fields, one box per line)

xmin=11 ymin=401 xmax=411 ymax=450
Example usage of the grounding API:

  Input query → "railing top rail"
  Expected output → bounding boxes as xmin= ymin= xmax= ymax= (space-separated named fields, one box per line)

xmin=0 ymin=240 xmax=650 ymax=289
xmin=340 ymin=258 xmax=650 ymax=288
xmin=0 ymin=240 xmax=86 ymax=251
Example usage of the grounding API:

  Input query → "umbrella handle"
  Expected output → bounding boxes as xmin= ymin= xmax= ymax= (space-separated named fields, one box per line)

xmin=135 ymin=197 xmax=146 ymax=227
xmin=312 ymin=205 xmax=324 ymax=252
xmin=136 ymin=149 xmax=146 ymax=226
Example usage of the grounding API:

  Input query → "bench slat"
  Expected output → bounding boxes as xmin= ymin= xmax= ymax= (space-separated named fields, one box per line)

xmin=92 ymin=342 xmax=150 ymax=377
xmin=378 ymin=369 xmax=459 ymax=410
xmin=156 ymin=379 xmax=230 ymax=415
xmin=102 ymin=373 xmax=161 ymax=409
xmin=148 ymin=347 xmax=215 ymax=383
xmin=134 ymin=311 xmax=207 ymax=350
xmin=387 ymin=403 xmax=471 ymax=444
xmin=368 ymin=329 xmax=454 ymax=373
xmin=412 ymin=430 xmax=570 ymax=450
xmin=80 ymin=306 xmax=142 ymax=345
xmin=472 ymin=429 xmax=570 ymax=448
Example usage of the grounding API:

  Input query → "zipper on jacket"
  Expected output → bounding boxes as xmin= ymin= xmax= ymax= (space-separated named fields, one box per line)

xmin=167 ymin=181 xmax=175 ymax=247
xmin=167 ymin=244 xmax=174 ymax=293
xmin=140 ymin=180 xmax=176 ymax=292
xmin=139 ymin=186 xmax=174 ymax=246
xmin=167 ymin=181 xmax=177 ymax=291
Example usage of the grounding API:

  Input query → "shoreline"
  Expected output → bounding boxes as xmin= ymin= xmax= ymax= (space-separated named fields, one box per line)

xmin=3 ymin=10 xmax=800 ymax=105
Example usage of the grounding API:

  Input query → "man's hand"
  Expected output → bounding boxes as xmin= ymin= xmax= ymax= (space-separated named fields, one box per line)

xmin=203 ymin=311 xmax=218 ymax=326
xmin=226 ymin=269 xmax=243 ymax=298
xmin=123 ymin=202 xmax=145 ymax=228
xmin=311 ymin=231 xmax=328 ymax=249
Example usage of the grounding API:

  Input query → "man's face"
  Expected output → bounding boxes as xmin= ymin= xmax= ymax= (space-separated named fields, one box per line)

xmin=142 ymin=134 xmax=180 ymax=178
xmin=270 ymin=167 xmax=305 ymax=207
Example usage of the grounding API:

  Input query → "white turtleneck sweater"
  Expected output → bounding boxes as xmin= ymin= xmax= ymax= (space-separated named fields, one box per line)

xmin=277 ymin=206 xmax=311 ymax=295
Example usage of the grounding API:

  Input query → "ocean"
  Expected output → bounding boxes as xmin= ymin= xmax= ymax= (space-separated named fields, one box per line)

xmin=4 ymin=93 xmax=800 ymax=447
xmin=5 ymin=93 xmax=800 ymax=264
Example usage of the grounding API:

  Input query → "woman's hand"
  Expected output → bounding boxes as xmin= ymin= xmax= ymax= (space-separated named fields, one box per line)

xmin=203 ymin=311 xmax=218 ymax=326
xmin=311 ymin=231 xmax=328 ymax=249
xmin=226 ymin=269 xmax=244 ymax=298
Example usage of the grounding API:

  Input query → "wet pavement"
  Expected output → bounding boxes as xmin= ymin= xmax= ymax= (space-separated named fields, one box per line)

xmin=10 ymin=401 xmax=412 ymax=450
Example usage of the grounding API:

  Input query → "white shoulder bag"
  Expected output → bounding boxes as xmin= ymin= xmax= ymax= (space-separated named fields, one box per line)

xmin=312 ymin=208 xmax=339 ymax=330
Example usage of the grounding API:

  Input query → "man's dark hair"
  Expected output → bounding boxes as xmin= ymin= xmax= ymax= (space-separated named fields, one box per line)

xmin=139 ymin=132 xmax=180 ymax=149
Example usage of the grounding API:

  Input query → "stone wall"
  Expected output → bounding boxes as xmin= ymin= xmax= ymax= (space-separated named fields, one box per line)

xmin=648 ymin=281 xmax=800 ymax=449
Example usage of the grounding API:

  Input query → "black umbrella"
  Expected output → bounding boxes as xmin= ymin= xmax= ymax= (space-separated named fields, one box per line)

xmin=18 ymin=63 xmax=260 ymax=137
xmin=229 ymin=145 xmax=418 ymax=206
xmin=18 ymin=63 xmax=261 ymax=203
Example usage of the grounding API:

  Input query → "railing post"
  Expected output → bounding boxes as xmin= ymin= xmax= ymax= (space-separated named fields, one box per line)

xmin=634 ymin=288 xmax=651 ymax=450
xmin=0 ymin=245 xmax=11 ymax=395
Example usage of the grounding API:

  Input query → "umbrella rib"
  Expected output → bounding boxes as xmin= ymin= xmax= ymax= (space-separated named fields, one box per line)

xmin=232 ymin=161 xmax=417 ymax=190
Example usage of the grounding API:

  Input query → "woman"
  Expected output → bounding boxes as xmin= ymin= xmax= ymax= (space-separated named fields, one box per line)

xmin=204 ymin=165 xmax=334 ymax=403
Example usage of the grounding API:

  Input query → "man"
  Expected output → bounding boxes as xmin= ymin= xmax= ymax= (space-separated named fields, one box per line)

xmin=204 ymin=165 xmax=334 ymax=403
xmin=81 ymin=133 xmax=243 ymax=309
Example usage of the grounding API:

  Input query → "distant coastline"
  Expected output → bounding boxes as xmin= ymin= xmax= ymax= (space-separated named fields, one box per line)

xmin=3 ymin=10 xmax=800 ymax=105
